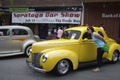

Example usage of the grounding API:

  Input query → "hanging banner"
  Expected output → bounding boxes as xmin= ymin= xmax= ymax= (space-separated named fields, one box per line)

xmin=12 ymin=11 xmax=81 ymax=24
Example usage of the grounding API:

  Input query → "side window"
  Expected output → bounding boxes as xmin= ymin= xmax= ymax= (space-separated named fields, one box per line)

xmin=0 ymin=29 xmax=10 ymax=36
xmin=82 ymin=32 xmax=92 ymax=39
xmin=69 ymin=31 xmax=80 ymax=39
xmin=71 ymin=32 xmax=80 ymax=39
xmin=98 ymin=31 xmax=104 ymax=37
xmin=12 ymin=29 xmax=28 ymax=35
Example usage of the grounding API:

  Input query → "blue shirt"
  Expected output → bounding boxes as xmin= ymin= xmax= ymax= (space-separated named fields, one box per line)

xmin=92 ymin=34 xmax=105 ymax=48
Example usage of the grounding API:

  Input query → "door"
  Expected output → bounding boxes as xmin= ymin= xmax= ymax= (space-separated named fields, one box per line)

xmin=117 ymin=21 xmax=120 ymax=43
xmin=11 ymin=28 xmax=29 ymax=52
xmin=78 ymin=32 xmax=97 ymax=62
xmin=0 ymin=29 xmax=13 ymax=54
xmin=39 ymin=24 xmax=48 ymax=39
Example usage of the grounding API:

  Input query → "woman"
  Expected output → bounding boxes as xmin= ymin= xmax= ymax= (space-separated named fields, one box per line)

xmin=57 ymin=27 xmax=63 ymax=39
xmin=87 ymin=26 xmax=106 ymax=72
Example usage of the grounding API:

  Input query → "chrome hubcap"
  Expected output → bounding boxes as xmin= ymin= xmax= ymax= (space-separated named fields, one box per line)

xmin=113 ymin=52 xmax=118 ymax=62
xmin=57 ymin=60 xmax=69 ymax=74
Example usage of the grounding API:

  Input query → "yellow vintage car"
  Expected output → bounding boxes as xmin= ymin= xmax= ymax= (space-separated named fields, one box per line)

xmin=26 ymin=26 xmax=120 ymax=75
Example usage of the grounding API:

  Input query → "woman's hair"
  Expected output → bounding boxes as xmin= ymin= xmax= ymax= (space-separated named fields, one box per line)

xmin=87 ymin=26 xmax=94 ymax=33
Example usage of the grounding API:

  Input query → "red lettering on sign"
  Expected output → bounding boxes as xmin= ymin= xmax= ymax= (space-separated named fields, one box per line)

xmin=13 ymin=13 xmax=43 ymax=18
xmin=45 ymin=12 xmax=58 ymax=17
xmin=61 ymin=12 xmax=80 ymax=17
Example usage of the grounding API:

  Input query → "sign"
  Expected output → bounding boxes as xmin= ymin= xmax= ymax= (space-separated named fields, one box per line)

xmin=9 ymin=8 xmax=29 ymax=12
xmin=0 ymin=12 xmax=4 ymax=15
xmin=102 ymin=13 xmax=120 ymax=18
xmin=12 ymin=11 xmax=81 ymax=24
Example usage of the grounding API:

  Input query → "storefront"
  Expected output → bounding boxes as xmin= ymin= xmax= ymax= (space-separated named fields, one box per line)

xmin=84 ymin=2 xmax=120 ymax=40
xmin=1 ymin=0 xmax=120 ymax=40
xmin=0 ymin=0 xmax=83 ymax=39
xmin=11 ymin=6 xmax=82 ymax=39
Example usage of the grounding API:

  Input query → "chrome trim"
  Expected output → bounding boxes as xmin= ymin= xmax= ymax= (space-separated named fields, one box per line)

xmin=0 ymin=52 xmax=24 ymax=57
xmin=32 ymin=53 xmax=43 ymax=67
xmin=26 ymin=59 xmax=46 ymax=73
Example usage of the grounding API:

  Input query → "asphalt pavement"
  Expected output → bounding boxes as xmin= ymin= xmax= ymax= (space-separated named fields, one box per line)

xmin=0 ymin=55 xmax=120 ymax=80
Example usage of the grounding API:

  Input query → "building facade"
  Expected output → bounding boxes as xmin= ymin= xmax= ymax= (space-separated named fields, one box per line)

xmin=0 ymin=0 xmax=120 ymax=40
xmin=84 ymin=1 xmax=120 ymax=40
xmin=0 ymin=0 xmax=83 ymax=39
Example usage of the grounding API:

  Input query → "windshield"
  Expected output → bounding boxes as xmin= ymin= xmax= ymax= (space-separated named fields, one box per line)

xmin=61 ymin=30 xmax=81 ymax=40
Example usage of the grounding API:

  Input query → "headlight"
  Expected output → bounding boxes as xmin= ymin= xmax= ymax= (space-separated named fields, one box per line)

xmin=42 ymin=54 xmax=48 ymax=63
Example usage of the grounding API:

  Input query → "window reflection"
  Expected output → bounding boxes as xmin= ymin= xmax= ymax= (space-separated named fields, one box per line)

xmin=61 ymin=30 xmax=81 ymax=39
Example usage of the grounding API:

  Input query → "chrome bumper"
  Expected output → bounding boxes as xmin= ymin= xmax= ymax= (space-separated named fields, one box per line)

xmin=26 ymin=59 xmax=46 ymax=73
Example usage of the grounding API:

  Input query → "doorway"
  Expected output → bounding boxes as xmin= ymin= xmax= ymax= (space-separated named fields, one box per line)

xmin=39 ymin=24 xmax=48 ymax=39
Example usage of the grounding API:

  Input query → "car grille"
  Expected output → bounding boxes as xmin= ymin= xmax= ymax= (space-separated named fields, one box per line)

xmin=32 ymin=53 xmax=43 ymax=68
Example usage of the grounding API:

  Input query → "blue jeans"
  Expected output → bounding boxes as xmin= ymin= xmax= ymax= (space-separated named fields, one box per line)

xmin=97 ymin=48 xmax=104 ymax=68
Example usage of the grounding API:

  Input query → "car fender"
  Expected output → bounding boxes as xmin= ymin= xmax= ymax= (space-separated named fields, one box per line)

xmin=40 ymin=49 xmax=79 ymax=72
xmin=22 ymin=39 xmax=37 ymax=52
xmin=107 ymin=43 xmax=120 ymax=61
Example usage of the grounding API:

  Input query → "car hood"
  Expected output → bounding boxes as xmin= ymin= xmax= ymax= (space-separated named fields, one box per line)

xmin=32 ymin=39 xmax=79 ymax=53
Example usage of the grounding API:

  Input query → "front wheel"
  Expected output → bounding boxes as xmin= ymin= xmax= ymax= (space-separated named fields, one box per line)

xmin=111 ymin=51 xmax=119 ymax=63
xmin=54 ymin=59 xmax=70 ymax=76
xmin=25 ymin=45 xmax=32 ymax=56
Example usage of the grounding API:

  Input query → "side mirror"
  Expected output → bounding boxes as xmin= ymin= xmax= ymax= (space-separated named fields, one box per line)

xmin=84 ymin=38 xmax=88 ymax=40
xmin=82 ymin=38 xmax=89 ymax=42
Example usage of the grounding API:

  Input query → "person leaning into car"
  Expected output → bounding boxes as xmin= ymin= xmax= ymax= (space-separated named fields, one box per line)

xmin=87 ymin=26 xmax=106 ymax=72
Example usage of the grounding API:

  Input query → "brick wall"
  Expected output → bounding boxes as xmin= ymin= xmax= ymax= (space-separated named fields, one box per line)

xmin=84 ymin=2 xmax=120 ymax=40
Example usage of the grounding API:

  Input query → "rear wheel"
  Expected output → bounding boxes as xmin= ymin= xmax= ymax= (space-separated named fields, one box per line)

xmin=111 ymin=51 xmax=119 ymax=63
xmin=54 ymin=59 xmax=70 ymax=76
xmin=25 ymin=45 xmax=32 ymax=56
